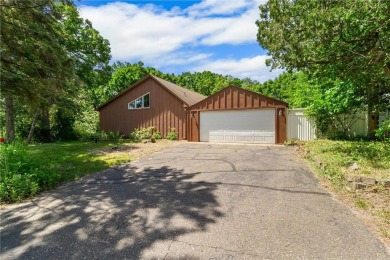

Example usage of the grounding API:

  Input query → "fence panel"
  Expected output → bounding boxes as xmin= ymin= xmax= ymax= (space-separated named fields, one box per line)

xmin=287 ymin=109 xmax=388 ymax=141
xmin=287 ymin=109 xmax=316 ymax=141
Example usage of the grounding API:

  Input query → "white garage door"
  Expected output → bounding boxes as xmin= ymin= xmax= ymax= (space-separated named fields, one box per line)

xmin=200 ymin=109 xmax=275 ymax=144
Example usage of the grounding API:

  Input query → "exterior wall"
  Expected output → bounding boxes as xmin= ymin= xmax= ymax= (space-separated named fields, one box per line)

xmin=99 ymin=78 xmax=187 ymax=139
xmin=187 ymin=86 xmax=288 ymax=144
xmin=190 ymin=86 xmax=287 ymax=111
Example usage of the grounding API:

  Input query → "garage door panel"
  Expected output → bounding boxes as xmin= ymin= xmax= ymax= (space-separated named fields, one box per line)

xmin=200 ymin=109 xmax=275 ymax=144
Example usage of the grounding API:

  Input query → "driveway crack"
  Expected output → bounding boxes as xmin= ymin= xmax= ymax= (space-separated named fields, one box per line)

xmin=172 ymin=239 xmax=260 ymax=257
xmin=163 ymin=240 xmax=174 ymax=260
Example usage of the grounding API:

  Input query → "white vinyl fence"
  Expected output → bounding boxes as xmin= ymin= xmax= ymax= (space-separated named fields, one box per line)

xmin=286 ymin=109 xmax=389 ymax=141
xmin=287 ymin=109 xmax=316 ymax=141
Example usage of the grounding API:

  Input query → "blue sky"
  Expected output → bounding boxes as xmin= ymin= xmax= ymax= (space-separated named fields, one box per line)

xmin=77 ymin=0 xmax=282 ymax=82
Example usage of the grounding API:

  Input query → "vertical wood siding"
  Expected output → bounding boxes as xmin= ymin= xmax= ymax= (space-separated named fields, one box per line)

xmin=187 ymin=86 xmax=288 ymax=143
xmin=99 ymin=78 xmax=187 ymax=139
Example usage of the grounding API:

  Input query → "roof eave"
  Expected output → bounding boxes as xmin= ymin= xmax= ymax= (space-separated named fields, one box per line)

xmin=96 ymin=75 xmax=153 ymax=111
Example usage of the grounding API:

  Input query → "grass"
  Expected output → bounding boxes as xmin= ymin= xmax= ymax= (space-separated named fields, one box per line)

xmin=0 ymin=140 xmax=135 ymax=203
xmin=302 ymin=140 xmax=390 ymax=185
xmin=28 ymin=141 xmax=134 ymax=179
xmin=355 ymin=199 xmax=369 ymax=209
xmin=299 ymin=139 xmax=390 ymax=242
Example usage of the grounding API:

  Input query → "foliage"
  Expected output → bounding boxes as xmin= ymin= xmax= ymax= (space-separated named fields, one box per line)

xmin=73 ymin=108 xmax=99 ymax=141
xmin=1 ymin=0 xmax=111 ymax=143
xmin=375 ymin=119 xmax=390 ymax=141
xmin=99 ymin=131 xmax=124 ymax=141
xmin=256 ymin=0 xmax=390 ymax=137
xmin=129 ymin=127 xmax=156 ymax=142
xmin=105 ymin=62 xmax=171 ymax=101
xmin=303 ymin=140 xmax=390 ymax=185
xmin=355 ymin=199 xmax=369 ymax=210
xmin=283 ymin=138 xmax=302 ymax=147
xmin=153 ymin=132 xmax=162 ymax=140
xmin=58 ymin=3 xmax=112 ymax=109
xmin=256 ymin=0 xmax=390 ymax=78
xmin=0 ymin=142 xmax=58 ymax=202
xmin=260 ymin=71 xmax=313 ymax=108
xmin=305 ymin=78 xmax=364 ymax=138
xmin=1 ymin=0 xmax=74 ymax=103
xmin=166 ymin=128 xmax=177 ymax=140
xmin=107 ymin=62 xmax=264 ymax=97
xmin=0 ymin=140 xmax=137 ymax=202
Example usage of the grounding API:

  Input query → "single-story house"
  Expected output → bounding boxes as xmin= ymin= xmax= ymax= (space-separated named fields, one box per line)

xmin=97 ymin=75 xmax=288 ymax=144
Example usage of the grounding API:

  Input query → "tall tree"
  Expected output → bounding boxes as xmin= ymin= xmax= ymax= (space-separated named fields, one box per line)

xmin=0 ymin=0 xmax=111 ymax=142
xmin=1 ymin=0 xmax=74 ymax=142
xmin=256 ymin=0 xmax=390 ymax=136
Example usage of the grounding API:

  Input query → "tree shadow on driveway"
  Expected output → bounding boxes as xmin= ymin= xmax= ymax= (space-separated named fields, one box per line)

xmin=0 ymin=166 xmax=223 ymax=259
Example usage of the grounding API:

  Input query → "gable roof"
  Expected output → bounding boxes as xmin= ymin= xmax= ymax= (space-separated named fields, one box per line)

xmin=149 ymin=75 xmax=207 ymax=107
xmin=97 ymin=74 xmax=207 ymax=110
xmin=189 ymin=85 xmax=288 ymax=109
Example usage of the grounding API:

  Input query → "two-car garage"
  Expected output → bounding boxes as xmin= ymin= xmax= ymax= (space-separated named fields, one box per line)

xmin=200 ymin=109 xmax=275 ymax=144
xmin=187 ymin=86 xmax=288 ymax=144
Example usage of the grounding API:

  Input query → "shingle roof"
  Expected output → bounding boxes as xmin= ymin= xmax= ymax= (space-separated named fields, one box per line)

xmin=97 ymin=74 xmax=207 ymax=110
xmin=150 ymin=75 xmax=206 ymax=106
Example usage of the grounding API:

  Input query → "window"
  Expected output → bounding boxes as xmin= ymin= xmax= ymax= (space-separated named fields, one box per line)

xmin=128 ymin=101 xmax=135 ymax=109
xmin=128 ymin=93 xmax=150 ymax=110
xmin=143 ymin=93 xmax=150 ymax=108
xmin=135 ymin=97 xmax=142 ymax=108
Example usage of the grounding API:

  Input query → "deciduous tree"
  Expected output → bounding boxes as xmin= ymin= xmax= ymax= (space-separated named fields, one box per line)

xmin=256 ymin=0 xmax=390 ymax=136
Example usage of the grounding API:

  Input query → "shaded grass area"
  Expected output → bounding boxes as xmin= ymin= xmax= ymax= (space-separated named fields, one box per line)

xmin=299 ymin=139 xmax=390 ymax=241
xmin=29 ymin=141 xmax=134 ymax=178
xmin=1 ymin=141 xmax=134 ymax=203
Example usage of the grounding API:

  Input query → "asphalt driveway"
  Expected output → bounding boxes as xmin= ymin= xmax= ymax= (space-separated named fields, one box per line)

xmin=1 ymin=143 xmax=389 ymax=259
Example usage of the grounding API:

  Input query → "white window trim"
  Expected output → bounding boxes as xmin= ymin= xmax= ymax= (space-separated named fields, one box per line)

xmin=128 ymin=92 xmax=150 ymax=110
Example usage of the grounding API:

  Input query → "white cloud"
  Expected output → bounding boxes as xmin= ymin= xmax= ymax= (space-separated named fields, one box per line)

xmin=152 ymin=52 xmax=212 ymax=67
xmin=192 ymin=55 xmax=284 ymax=82
xmin=185 ymin=0 xmax=258 ymax=17
xmin=79 ymin=1 xmax=265 ymax=61
xmin=79 ymin=1 xmax=281 ymax=82
xmin=200 ymin=8 xmax=259 ymax=45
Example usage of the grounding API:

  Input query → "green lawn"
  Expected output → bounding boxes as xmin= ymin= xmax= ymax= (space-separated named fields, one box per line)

xmin=1 ymin=141 xmax=134 ymax=203
xmin=29 ymin=141 xmax=133 ymax=179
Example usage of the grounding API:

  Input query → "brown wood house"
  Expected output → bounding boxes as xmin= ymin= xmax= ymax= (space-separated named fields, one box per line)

xmin=97 ymin=75 xmax=206 ymax=139
xmin=186 ymin=85 xmax=288 ymax=144
xmin=98 ymin=75 xmax=288 ymax=144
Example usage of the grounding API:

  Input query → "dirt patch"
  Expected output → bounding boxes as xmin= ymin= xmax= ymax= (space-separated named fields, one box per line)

xmin=91 ymin=139 xmax=183 ymax=159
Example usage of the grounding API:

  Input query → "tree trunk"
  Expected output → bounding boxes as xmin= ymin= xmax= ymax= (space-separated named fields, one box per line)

xmin=5 ymin=94 xmax=15 ymax=143
xmin=367 ymin=83 xmax=379 ymax=139
xmin=26 ymin=111 xmax=39 ymax=144
xmin=41 ymin=107 xmax=51 ymax=142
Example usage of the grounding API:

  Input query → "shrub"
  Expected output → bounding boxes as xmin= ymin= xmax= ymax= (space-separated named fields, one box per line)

xmin=284 ymin=138 xmax=301 ymax=146
xmin=153 ymin=131 xmax=162 ymax=139
xmin=98 ymin=131 xmax=124 ymax=141
xmin=107 ymin=131 xmax=124 ymax=140
xmin=0 ymin=142 xmax=62 ymax=203
xmin=74 ymin=106 xmax=99 ymax=141
xmin=375 ymin=119 xmax=390 ymax=141
xmin=166 ymin=128 xmax=177 ymax=140
xmin=99 ymin=131 xmax=109 ymax=141
xmin=130 ymin=127 xmax=156 ymax=142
